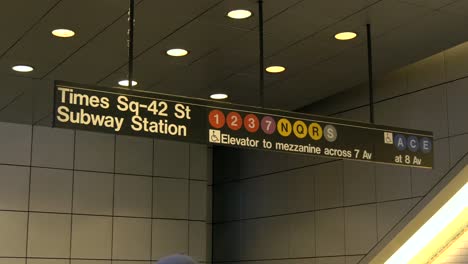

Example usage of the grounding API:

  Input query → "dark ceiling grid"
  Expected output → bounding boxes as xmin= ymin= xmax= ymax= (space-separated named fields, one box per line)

xmin=0 ymin=0 xmax=63 ymax=118
xmin=40 ymin=0 xmax=146 ymax=80
xmin=397 ymin=0 xmax=460 ymax=10
xmin=40 ymin=0 xmax=217 ymax=84
xmin=94 ymin=0 xmax=307 ymax=97
xmin=246 ymin=0 xmax=452 ymax=109
xmin=258 ymin=0 xmax=422 ymax=101
xmin=95 ymin=0 xmax=226 ymax=85
xmin=0 ymin=0 xmax=63 ymax=59
xmin=97 ymin=0 xmax=306 ymax=92
xmin=216 ymin=0 xmax=387 ymax=106
xmin=265 ymin=3 xmax=468 ymax=110
xmin=1 ymin=0 xmax=468 ymax=117
xmin=0 ymin=0 xmax=136 ymax=79
xmin=143 ymin=0 xmax=314 ymax=97
xmin=440 ymin=0 xmax=468 ymax=15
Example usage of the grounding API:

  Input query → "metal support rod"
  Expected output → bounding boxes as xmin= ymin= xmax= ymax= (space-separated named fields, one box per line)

xmin=128 ymin=0 xmax=135 ymax=87
xmin=366 ymin=24 xmax=374 ymax=123
xmin=258 ymin=0 xmax=265 ymax=108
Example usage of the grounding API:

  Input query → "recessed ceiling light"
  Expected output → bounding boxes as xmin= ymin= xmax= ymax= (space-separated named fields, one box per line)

xmin=227 ymin=9 xmax=252 ymax=19
xmin=266 ymin=66 xmax=286 ymax=73
xmin=210 ymin=93 xmax=228 ymax=100
xmin=118 ymin=80 xmax=138 ymax=87
xmin=12 ymin=65 xmax=34 ymax=73
xmin=334 ymin=32 xmax=357 ymax=40
xmin=166 ymin=48 xmax=189 ymax=57
xmin=52 ymin=29 xmax=75 ymax=38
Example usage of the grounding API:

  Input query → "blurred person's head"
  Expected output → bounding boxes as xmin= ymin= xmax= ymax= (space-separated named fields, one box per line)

xmin=156 ymin=254 xmax=198 ymax=264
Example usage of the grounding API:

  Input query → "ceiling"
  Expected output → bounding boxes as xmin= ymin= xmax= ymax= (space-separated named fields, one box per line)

xmin=1 ymin=0 xmax=468 ymax=116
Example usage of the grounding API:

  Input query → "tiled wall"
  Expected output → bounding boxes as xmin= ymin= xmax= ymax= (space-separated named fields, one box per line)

xmin=211 ymin=42 xmax=468 ymax=264
xmin=0 ymin=123 xmax=212 ymax=264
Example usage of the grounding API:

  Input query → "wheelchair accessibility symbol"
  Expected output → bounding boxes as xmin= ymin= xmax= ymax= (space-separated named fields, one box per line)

xmin=209 ymin=129 xmax=221 ymax=143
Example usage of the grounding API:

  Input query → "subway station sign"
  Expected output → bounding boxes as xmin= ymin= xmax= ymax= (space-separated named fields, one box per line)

xmin=53 ymin=81 xmax=434 ymax=168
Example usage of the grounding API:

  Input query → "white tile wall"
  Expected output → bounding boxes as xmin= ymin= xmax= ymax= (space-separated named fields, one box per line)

xmin=289 ymin=259 xmax=316 ymax=264
xmin=154 ymin=177 xmax=189 ymax=219
xmin=345 ymin=256 xmax=364 ymax=264
xmin=376 ymin=198 xmax=419 ymax=240
xmin=0 ymin=259 xmax=24 ymax=264
xmin=375 ymin=164 xmax=411 ymax=202
xmin=0 ymin=211 xmax=27 ymax=257
xmin=71 ymin=261 xmax=111 ymax=264
xmin=0 ymin=122 xmax=31 ymax=165
xmin=190 ymin=181 xmax=208 ymax=220
xmin=0 ymin=165 xmax=30 ymax=210
xmin=28 ymin=260 xmax=68 ymax=264
xmin=447 ymin=78 xmax=468 ymax=136
xmin=0 ymin=123 xmax=211 ymax=263
xmin=212 ymin=32 xmax=468 ymax=264
xmin=154 ymin=140 xmax=189 ymax=178
xmin=316 ymin=257 xmax=345 ymax=264
xmin=152 ymin=219 xmax=189 ymax=259
xmin=344 ymin=205 xmax=377 ymax=255
xmin=27 ymin=213 xmax=71 ymax=258
xmin=190 ymin=144 xmax=209 ymax=180
xmin=411 ymin=138 xmax=450 ymax=196
xmin=73 ymin=171 xmax=113 ymax=215
xmin=316 ymin=208 xmax=345 ymax=256
xmin=114 ymin=174 xmax=152 ymax=217
xmin=189 ymin=221 xmax=208 ymax=261
xmin=289 ymin=212 xmax=315 ymax=258
xmin=315 ymin=162 xmax=344 ymax=209
xmin=444 ymin=42 xmax=468 ymax=80
xmin=343 ymin=161 xmax=376 ymax=206
xmin=29 ymin=168 xmax=73 ymax=213
xmin=286 ymin=166 xmax=315 ymax=213
xmin=212 ymin=222 xmax=241 ymax=262
xmin=449 ymin=133 xmax=468 ymax=166
xmin=374 ymin=68 xmax=408 ymax=101
xmin=213 ymin=182 xmax=240 ymax=222
xmin=241 ymin=173 xmax=288 ymax=218
xmin=115 ymin=135 xmax=153 ymax=176
xmin=75 ymin=131 xmax=114 ymax=172
xmin=112 ymin=217 xmax=151 ymax=260
xmin=406 ymin=52 xmax=445 ymax=92
xmin=32 ymin=126 xmax=74 ymax=169
xmin=240 ymin=216 xmax=289 ymax=260
xmin=404 ymin=86 xmax=449 ymax=139
xmin=71 ymin=215 xmax=112 ymax=259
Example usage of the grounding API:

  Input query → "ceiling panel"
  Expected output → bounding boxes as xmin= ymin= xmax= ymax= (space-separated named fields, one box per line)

xmin=372 ymin=10 xmax=468 ymax=75
xmin=399 ymin=0 xmax=459 ymax=10
xmin=45 ymin=17 xmax=129 ymax=84
xmin=265 ymin=43 xmax=369 ymax=109
xmin=439 ymin=0 xmax=468 ymax=16
xmin=0 ymin=0 xmax=59 ymax=56
xmin=219 ymin=0 xmax=433 ymax=108
xmin=0 ymin=0 xmax=130 ymax=78
xmin=2 ymin=0 xmax=468 ymax=117
xmin=99 ymin=19 xmax=250 ymax=88
xmin=46 ymin=0 xmax=220 ymax=83
xmin=287 ymin=0 xmax=381 ymax=22
xmin=221 ymin=74 xmax=263 ymax=106
xmin=197 ymin=0 xmax=304 ymax=31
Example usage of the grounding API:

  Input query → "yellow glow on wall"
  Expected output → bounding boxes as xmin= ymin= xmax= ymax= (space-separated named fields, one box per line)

xmin=385 ymin=183 xmax=468 ymax=264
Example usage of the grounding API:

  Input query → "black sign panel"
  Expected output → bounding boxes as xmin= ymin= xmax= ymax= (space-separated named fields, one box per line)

xmin=53 ymin=81 xmax=434 ymax=168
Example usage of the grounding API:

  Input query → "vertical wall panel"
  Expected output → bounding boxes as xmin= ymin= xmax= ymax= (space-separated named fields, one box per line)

xmin=0 ymin=122 xmax=31 ymax=166
xmin=0 ymin=122 xmax=211 ymax=263
xmin=212 ymin=41 xmax=468 ymax=264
